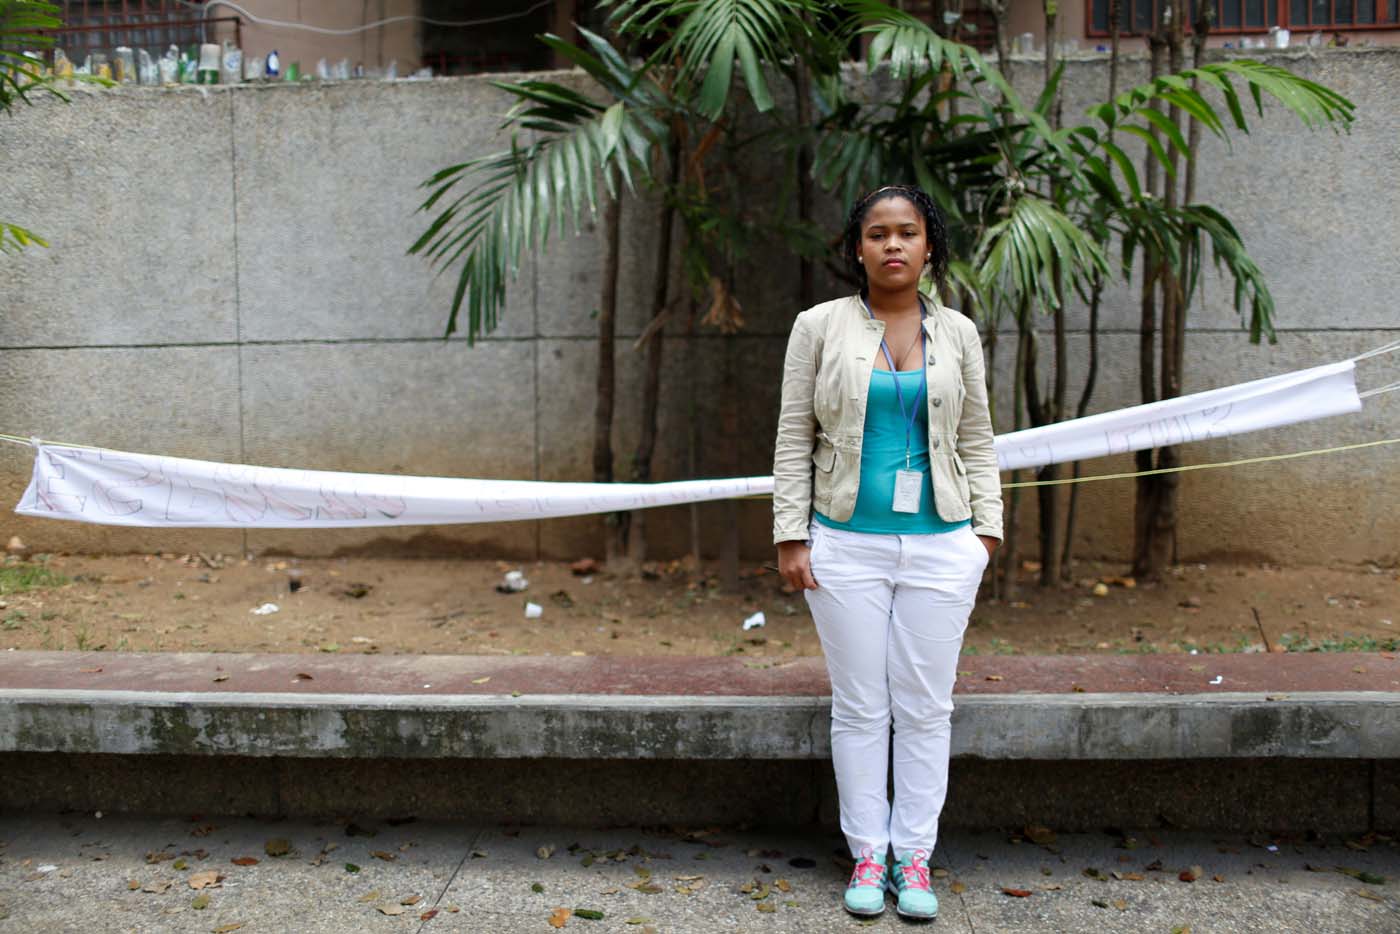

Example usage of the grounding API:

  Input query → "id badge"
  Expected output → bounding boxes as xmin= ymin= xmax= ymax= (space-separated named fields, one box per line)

xmin=892 ymin=469 xmax=923 ymax=513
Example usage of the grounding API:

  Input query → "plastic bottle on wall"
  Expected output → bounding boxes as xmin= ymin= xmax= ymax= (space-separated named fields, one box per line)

xmin=220 ymin=40 xmax=242 ymax=84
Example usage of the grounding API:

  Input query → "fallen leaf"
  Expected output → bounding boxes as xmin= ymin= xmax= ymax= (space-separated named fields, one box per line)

xmin=142 ymin=879 xmax=173 ymax=894
xmin=472 ymin=676 xmax=491 ymax=685
xmin=1112 ymin=898 xmax=1127 ymax=910
xmin=548 ymin=908 xmax=571 ymax=929
xmin=1335 ymin=867 xmax=1386 ymax=884
xmin=401 ymin=894 xmax=421 ymax=906
xmin=212 ymin=925 xmax=245 ymax=933
xmin=776 ymin=878 xmax=792 ymax=892
xmin=294 ymin=672 xmax=313 ymax=681
xmin=1002 ymin=886 xmax=1032 ymax=897
xmin=574 ymin=909 xmax=604 ymax=920
xmin=370 ymin=850 xmax=397 ymax=861
xmin=146 ymin=850 xmax=175 ymax=864
xmin=212 ymin=674 xmax=229 ymax=683
xmin=949 ymin=881 xmax=967 ymax=894
xmin=1117 ymin=872 xmax=1145 ymax=881
xmin=264 ymin=838 xmax=290 ymax=857
xmin=357 ymin=890 xmax=382 ymax=903
xmin=1356 ymin=889 xmax=1383 ymax=901
xmin=79 ymin=667 xmax=102 ymax=673
xmin=230 ymin=857 xmax=258 ymax=867
xmin=344 ymin=863 xmax=361 ymax=873
xmin=188 ymin=870 xmax=221 ymax=890
xmin=985 ymin=674 xmax=1004 ymax=682
xmin=1024 ymin=825 xmax=1056 ymax=845
xmin=376 ymin=903 xmax=405 ymax=916
xmin=1092 ymin=898 xmax=1109 ymax=908
xmin=1179 ymin=865 xmax=1203 ymax=882
xmin=421 ymin=909 xmax=439 ymax=920
xmin=537 ymin=845 xmax=555 ymax=859
xmin=756 ymin=902 xmax=776 ymax=913
xmin=172 ymin=858 xmax=188 ymax=871
xmin=191 ymin=893 xmax=210 ymax=910
xmin=531 ymin=882 xmax=545 ymax=893
xmin=624 ymin=919 xmax=652 ymax=926
xmin=127 ymin=880 xmax=140 ymax=891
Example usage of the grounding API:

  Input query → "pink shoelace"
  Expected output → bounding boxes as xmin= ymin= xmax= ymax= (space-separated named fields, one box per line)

xmin=849 ymin=846 xmax=886 ymax=888
xmin=897 ymin=849 xmax=932 ymax=890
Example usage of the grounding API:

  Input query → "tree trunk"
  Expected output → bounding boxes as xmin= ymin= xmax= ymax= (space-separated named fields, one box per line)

xmin=595 ymin=183 xmax=625 ymax=564
xmin=719 ymin=328 xmax=741 ymax=592
xmin=998 ymin=299 xmax=1030 ymax=600
xmin=627 ymin=141 xmax=682 ymax=566
xmin=793 ymin=42 xmax=815 ymax=309
xmin=1060 ymin=281 xmax=1101 ymax=577
xmin=1061 ymin=1 xmax=1117 ymax=580
xmin=685 ymin=295 xmax=703 ymax=575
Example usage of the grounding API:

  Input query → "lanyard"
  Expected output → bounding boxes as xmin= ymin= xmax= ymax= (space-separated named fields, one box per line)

xmin=863 ymin=296 xmax=928 ymax=469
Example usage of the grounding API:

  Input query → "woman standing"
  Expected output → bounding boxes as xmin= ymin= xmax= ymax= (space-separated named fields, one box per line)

xmin=773 ymin=186 xmax=1002 ymax=920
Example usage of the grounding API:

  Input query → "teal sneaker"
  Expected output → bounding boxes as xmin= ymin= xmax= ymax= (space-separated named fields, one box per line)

xmin=843 ymin=846 xmax=888 ymax=916
xmin=887 ymin=849 xmax=938 ymax=920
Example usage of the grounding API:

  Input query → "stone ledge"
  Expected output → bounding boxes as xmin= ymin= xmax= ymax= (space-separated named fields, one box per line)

xmin=3 ymin=688 xmax=1396 ymax=761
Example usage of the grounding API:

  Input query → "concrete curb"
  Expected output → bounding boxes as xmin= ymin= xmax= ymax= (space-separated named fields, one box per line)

xmin=3 ymin=688 xmax=1397 ymax=760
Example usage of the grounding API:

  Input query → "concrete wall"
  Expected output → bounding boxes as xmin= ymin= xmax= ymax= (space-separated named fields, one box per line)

xmin=0 ymin=48 xmax=1396 ymax=563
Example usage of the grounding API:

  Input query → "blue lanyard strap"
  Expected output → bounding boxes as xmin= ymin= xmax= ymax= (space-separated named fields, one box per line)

xmin=863 ymin=296 xmax=928 ymax=469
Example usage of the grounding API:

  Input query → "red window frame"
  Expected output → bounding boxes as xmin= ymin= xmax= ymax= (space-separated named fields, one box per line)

xmin=1085 ymin=0 xmax=1400 ymax=37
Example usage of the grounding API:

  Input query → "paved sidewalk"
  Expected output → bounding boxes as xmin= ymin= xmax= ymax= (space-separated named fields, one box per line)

xmin=1 ymin=812 xmax=1396 ymax=933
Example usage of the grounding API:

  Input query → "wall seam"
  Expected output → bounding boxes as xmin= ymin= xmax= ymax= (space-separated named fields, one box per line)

xmin=229 ymin=88 xmax=248 ymax=559
xmin=1 ymin=325 xmax=1397 ymax=354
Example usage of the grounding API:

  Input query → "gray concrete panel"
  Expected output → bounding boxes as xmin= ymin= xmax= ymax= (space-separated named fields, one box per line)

xmin=238 ymin=339 xmax=538 ymax=556
xmin=0 ymin=346 xmax=245 ymax=556
xmin=232 ymin=80 xmax=535 ymax=342
xmin=0 ymin=89 xmax=238 ymax=347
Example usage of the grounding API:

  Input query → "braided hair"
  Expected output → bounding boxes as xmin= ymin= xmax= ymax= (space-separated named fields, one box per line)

xmin=841 ymin=185 xmax=949 ymax=295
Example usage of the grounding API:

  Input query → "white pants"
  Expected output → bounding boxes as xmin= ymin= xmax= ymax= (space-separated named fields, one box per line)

xmin=804 ymin=521 xmax=988 ymax=859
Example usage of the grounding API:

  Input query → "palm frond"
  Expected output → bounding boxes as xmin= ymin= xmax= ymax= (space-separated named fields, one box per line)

xmin=411 ymin=37 xmax=667 ymax=342
xmin=0 ymin=221 xmax=47 ymax=254
xmin=0 ymin=0 xmax=64 ymax=112
xmin=604 ymin=0 xmax=825 ymax=119
xmin=974 ymin=196 xmax=1110 ymax=317
xmin=1093 ymin=59 xmax=1356 ymax=155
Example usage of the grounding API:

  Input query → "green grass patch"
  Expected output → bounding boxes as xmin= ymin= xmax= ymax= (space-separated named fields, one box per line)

xmin=1279 ymin=633 xmax=1400 ymax=653
xmin=0 ymin=564 xmax=68 ymax=595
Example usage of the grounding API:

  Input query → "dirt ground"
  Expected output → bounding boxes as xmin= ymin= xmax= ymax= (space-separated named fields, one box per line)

xmin=1 ymin=549 xmax=1397 ymax=659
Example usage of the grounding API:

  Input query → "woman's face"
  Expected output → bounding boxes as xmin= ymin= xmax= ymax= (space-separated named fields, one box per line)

xmin=856 ymin=195 xmax=929 ymax=293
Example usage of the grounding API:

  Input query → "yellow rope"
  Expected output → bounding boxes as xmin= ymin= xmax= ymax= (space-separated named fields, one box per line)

xmin=1001 ymin=436 xmax=1400 ymax=488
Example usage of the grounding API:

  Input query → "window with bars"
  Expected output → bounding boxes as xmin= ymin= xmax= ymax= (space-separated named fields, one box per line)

xmin=54 ymin=1 xmax=213 ymax=58
xmin=1088 ymin=0 xmax=1399 ymax=33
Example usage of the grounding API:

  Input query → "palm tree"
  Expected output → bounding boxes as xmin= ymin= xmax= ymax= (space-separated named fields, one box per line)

xmin=413 ymin=0 xmax=1354 ymax=578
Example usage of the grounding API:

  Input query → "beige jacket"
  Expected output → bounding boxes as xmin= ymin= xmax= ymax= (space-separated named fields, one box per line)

xmin=772 ymin=293 xmax=1003 ymax=544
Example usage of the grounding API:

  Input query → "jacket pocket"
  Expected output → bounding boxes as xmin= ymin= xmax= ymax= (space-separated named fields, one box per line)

xmin=952 ymin=451 xmax=972 ymax=504
xmin=812 ymin=437 xmax=836 ymax=473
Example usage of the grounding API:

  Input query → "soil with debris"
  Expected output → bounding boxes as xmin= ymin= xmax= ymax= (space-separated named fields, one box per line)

xmin=0 ymin=550 xmax=1396 ymax=658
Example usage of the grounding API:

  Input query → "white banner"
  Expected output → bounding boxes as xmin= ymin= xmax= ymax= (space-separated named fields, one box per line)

xmin=15 ymin=447 xmax=775 ymax=529
xmin=993 ymin=360 xmax=1361 ymax=471
xmin=12 ymin=360 xmax=1362 ymax=529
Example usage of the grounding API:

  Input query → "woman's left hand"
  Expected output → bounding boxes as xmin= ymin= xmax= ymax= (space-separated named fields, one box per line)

xmin=977 ymin=535 xmax=999 ymax=560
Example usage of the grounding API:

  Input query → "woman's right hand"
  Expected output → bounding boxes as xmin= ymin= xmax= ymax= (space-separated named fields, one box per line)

xmin=777 ymin=540 xmax=819 ymax=591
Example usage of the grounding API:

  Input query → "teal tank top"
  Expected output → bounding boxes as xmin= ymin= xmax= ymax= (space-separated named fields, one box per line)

xmin=814 ymin=368 xmax=971 ymax=536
